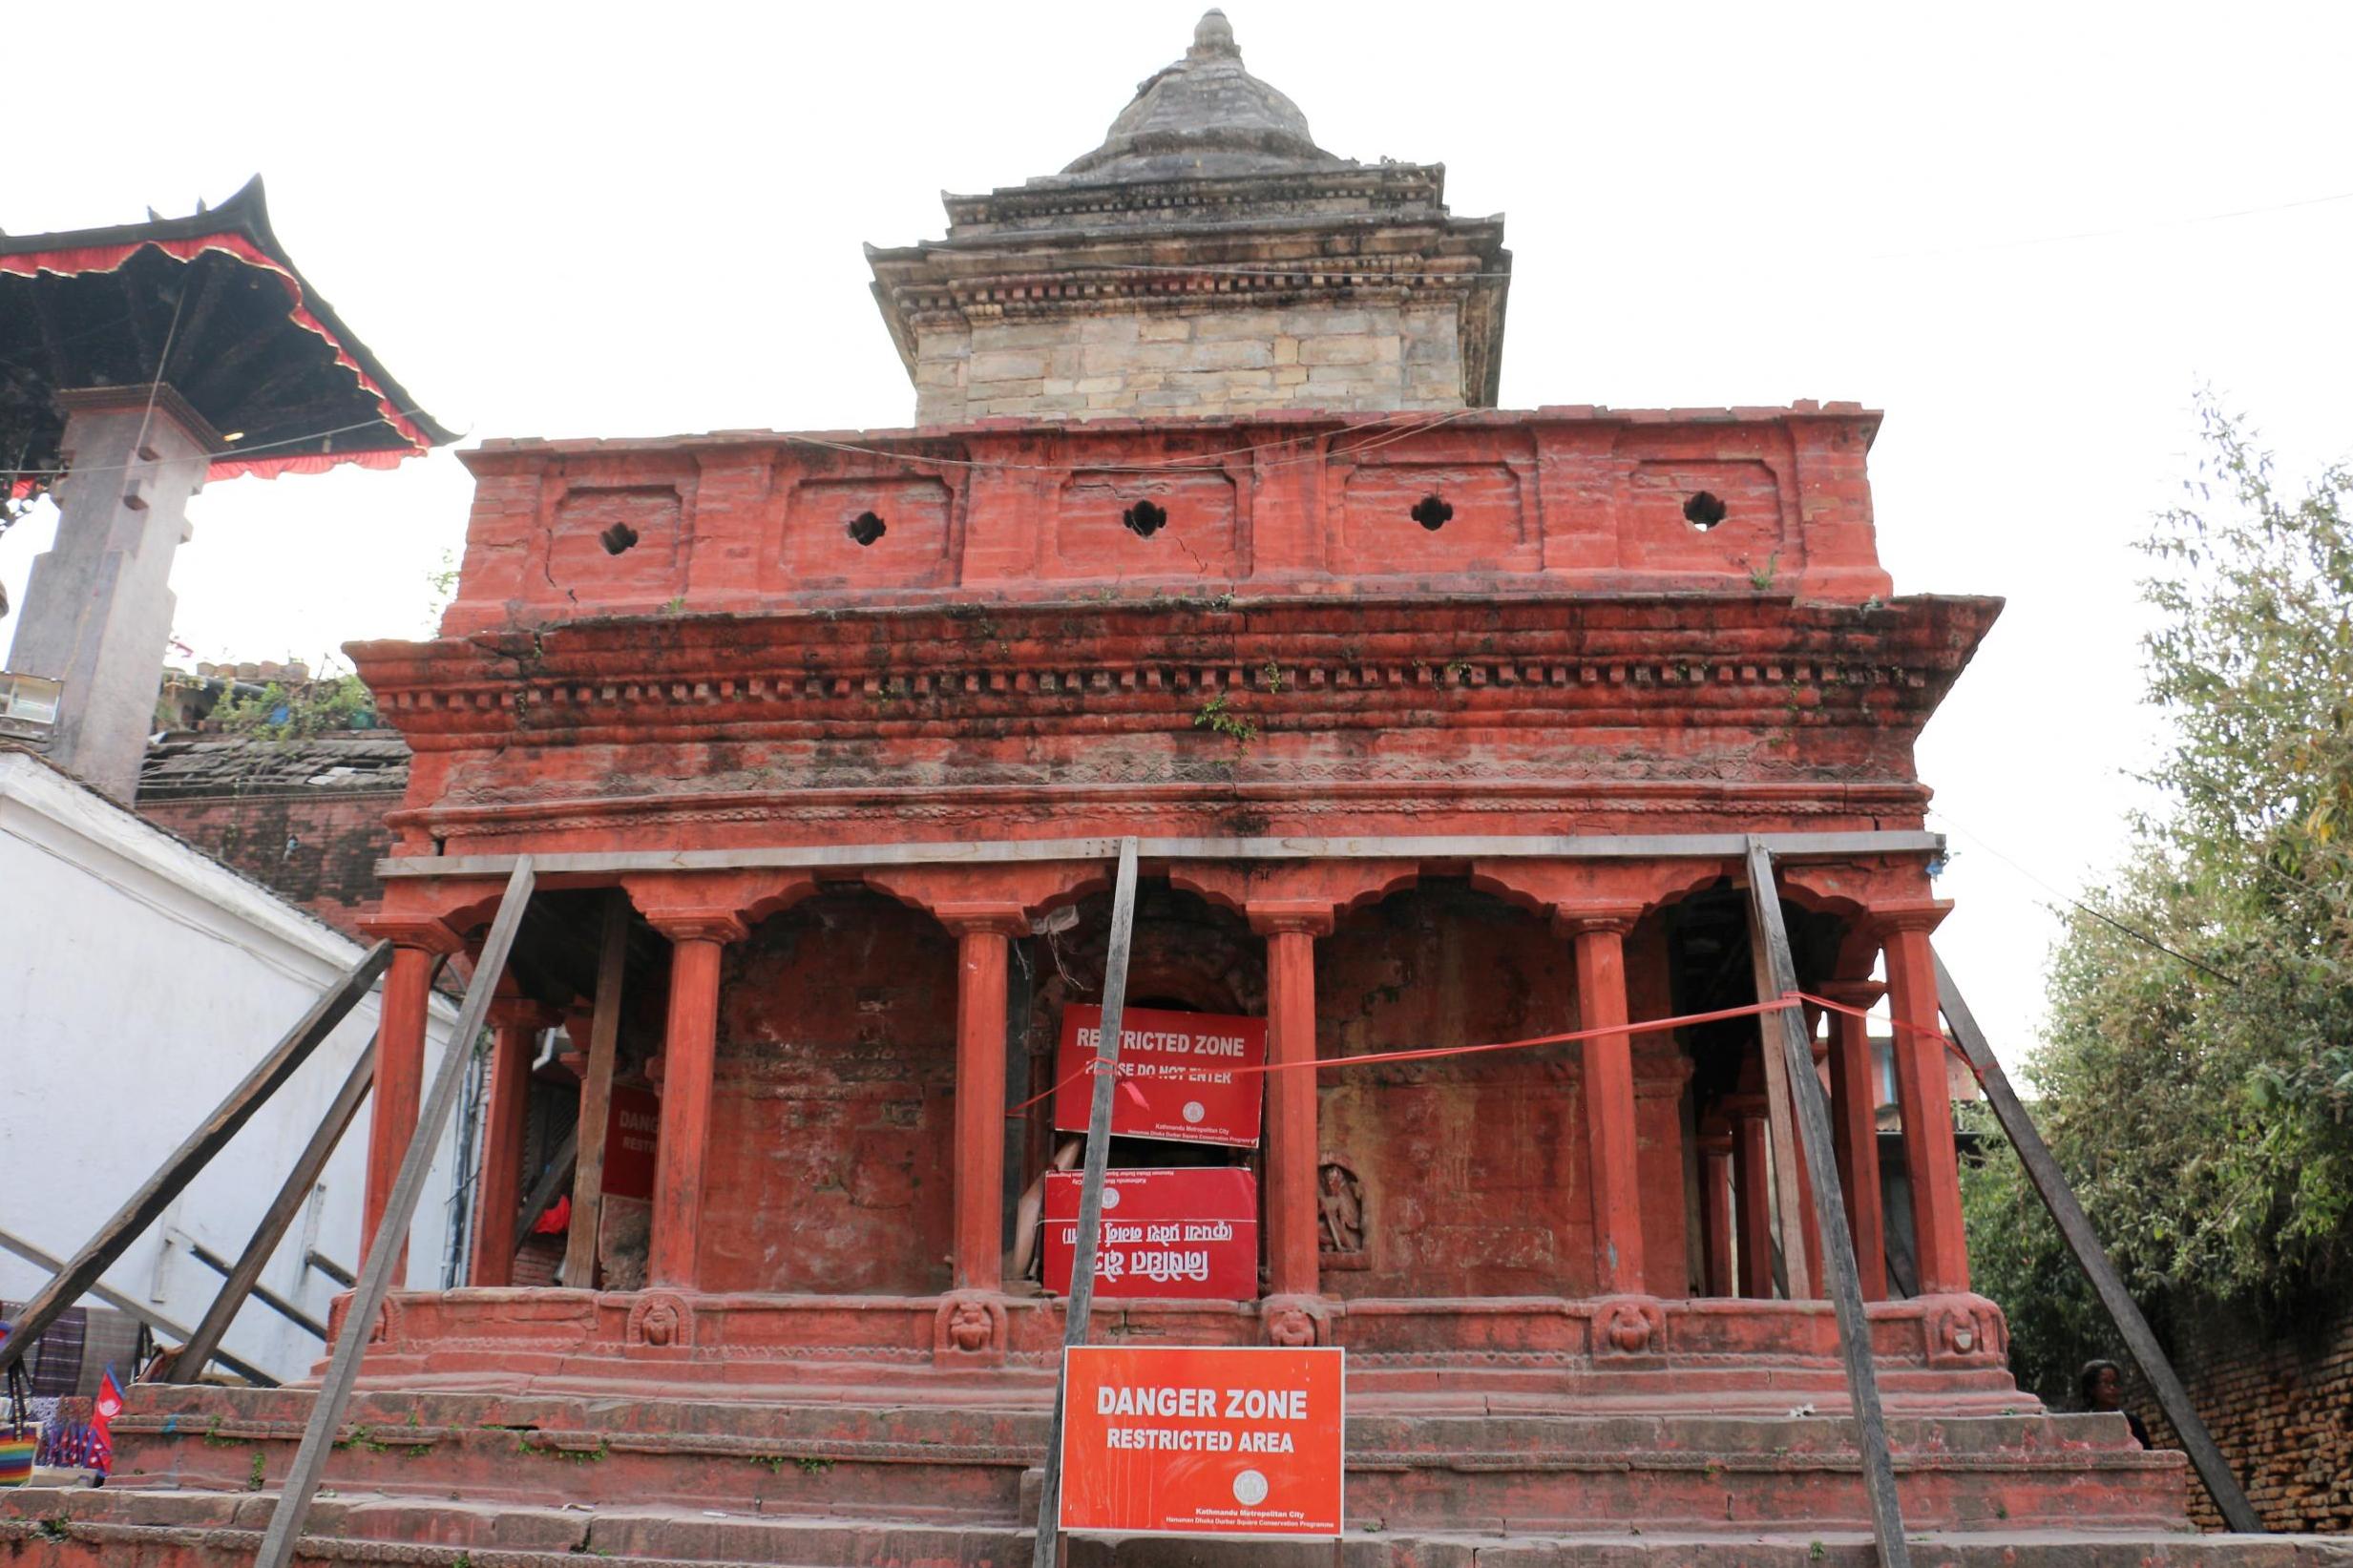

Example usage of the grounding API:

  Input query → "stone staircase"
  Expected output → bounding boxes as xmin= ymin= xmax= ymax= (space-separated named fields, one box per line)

xmin=4 ymin=1382 xmax=2346 ymax=1566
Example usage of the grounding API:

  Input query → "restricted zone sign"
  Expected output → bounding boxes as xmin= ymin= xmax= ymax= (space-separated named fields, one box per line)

xmin=1059 ymin=1345 xmax=1344 ymax=1538
xmin=1054 ymin=1004 xmax=1267 ymax=1147
xmin=1042 ymin=1167 xmax=1258 ymax=1300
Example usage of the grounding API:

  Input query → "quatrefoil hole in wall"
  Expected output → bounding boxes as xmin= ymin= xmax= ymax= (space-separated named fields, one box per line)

xmin=1123 ymin=500 xmax=1168 ymax=538
xmin=1683 ymin=491 xmax=1729 ymax=530
xmin=847 ymin=511 xmax=888 ymax=547
xmin=1410 ymin=493 xmax=1454 ymax=532
xmin=599 ymin=521 xmax=640 ymax=555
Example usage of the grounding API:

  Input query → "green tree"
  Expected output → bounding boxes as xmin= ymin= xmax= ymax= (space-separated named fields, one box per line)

xmin=1967 ymin=400 xmax=2353 ymax=1399
xmin=211 ymin=672 xmax=377 ymax=741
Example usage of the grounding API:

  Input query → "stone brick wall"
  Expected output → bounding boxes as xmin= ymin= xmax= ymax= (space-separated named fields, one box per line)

xmin=135 ymin=787 xmax=399 ymax=939
xmin=917 ymin=302 xmax=1465 ymax=425
xmin=2128 ymin=1291 xmax=2353 ymax=1533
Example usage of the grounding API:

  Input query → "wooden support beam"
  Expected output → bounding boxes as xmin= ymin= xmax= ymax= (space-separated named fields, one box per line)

xmin=305 ymin=1251 xmax=354 ymax=1288
xmin=1935 ymin=953 xmax=2263 ymax=1535
xmin=1747 ymin=840 xmax=1910 ymax=1568
xmin=171 ymin=998 xmax=401 ymax=1384
xmin=0 ymin=943 xmax=393 ymax=1381
xmin=175 ymin=1237 xmax=328 ymax=1341
xmin=1031 ymin=837 xmax=1140 ymax=1568
xmin=379 ymin=829 xmax=1945 ymax=882
xmin=1747 ymin=903 xmax=1815 ymax=1301
xmin=254 ymin=860 xmax=535 ymax=1568
xmin=0 ymin=1226 xmax=274 ymax=1388
xmin=562 ymin=894 xmax=629 ymax=1288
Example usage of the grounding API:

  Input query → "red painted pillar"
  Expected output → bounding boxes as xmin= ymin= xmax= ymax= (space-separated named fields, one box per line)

xmin=946 ymin=909 xmax=1025 ymax=1290
xmin=1820 ymin=977 xmax=1889 ymax=1301
xmin=468 ymin=1001 xmax=548 ymax=1287
xmin=1252 ymin=908 xmax=1331 ymax=1300
xmin=645 ymin=916 xmax=745 ymax=1289
xmin=359 ymin=926 xmax=457 ymax=1270
xmin=1730 ymin=1103 xmax=1775 ymax=1299
xmin=1878 ymin=907 xmax=1969 ymax=1293
xmin=1698 ymin=1119 xmax=1736 ymax=1298
xmin=1559 ymin=909 xmax=1646 ymax=1295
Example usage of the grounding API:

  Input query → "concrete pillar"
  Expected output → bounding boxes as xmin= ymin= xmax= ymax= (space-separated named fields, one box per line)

xmin=1877 ymin=906 xmax=1968 ymax=1294
xmin=358 ymin=926 xmax=459 ymax=1271
xmin=1820 ymin=977 xmax=1889 ymax=1301
xmin=945 ymin=909 xmax=1026 ymax=1290
xmin=1697 ymin=1119 xmax=1736 ymax=1298
xmin=645 ymin=916 xmax=745 ymax=1289
xmin=469 ymin=1000 xmax=552 ymax=1287
xmin=1730 ymin=1103 xmax=1775 ymax=1300
xmin=1558 ymin=908 xmax=1646 ymax=1295
xmin=1251 ymin=908 xmax=1331 ymax=1300
xmin=5 ymin=387 xmax=217 ymax=803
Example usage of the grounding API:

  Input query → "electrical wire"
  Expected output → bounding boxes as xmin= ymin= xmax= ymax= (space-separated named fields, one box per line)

xmin=1928 ymin=806 xmax=2240 ymax=987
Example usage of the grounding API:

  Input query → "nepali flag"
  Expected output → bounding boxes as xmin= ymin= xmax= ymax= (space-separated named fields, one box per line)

xmin=89 ymin=1367 xmax=125 ymax=1476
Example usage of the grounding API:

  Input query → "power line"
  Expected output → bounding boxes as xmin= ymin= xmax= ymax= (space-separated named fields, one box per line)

xmin=1929 ymin=806 xmax=2241 ymax=988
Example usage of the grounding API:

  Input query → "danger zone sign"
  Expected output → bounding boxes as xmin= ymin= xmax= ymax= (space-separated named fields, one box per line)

xmin=1059 ymin=1345 xmax=1344 ymax=1537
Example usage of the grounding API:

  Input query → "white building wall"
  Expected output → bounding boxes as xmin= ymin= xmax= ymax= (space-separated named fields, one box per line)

xmin=0 ymin=752 xmax=464 ymax=1384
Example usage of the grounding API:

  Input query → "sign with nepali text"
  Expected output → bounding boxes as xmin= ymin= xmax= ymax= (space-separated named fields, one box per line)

xmin=601 ymin=1085 xmax=660 ymax=1200
xmin=1043 ymin=1167 xmax=1258 ymax=1299
xmin=1059 ymin=1345 xmax=1344 ymax=1537
xmin=1054 ymin=1004 xmax=1267 ymax=1147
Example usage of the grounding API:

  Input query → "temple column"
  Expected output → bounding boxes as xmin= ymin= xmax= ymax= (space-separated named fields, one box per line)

xmin=1819 ymin=977 xmax=1888 ymax=1300
xmin=4 ymin=387 xmax=215 ymax=803
xmin=1697 ymin=1119 xmax=1736 ymax=1298
xmin=1250 ymin=905 xmax=1332 ymax=1303
xmin=469 ymin=996 xmax=555 ymax=1286
xmin=644 ymin=914 xmax=746 ymax=1289
xmin=1728 ymin=1098 xmax=1775 ymax=1299
xmin=1874 ymin=904 xmax=1969 ymax=1294
xmin=355 ymin=919 xmax=462 ymax=1270
xmin=943 ymin=906 xmax=1028 ymax=1290
xmin=1556 ymin=907 xmax=1646 ymax=1295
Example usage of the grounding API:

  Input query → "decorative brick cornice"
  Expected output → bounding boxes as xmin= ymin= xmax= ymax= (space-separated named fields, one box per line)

xmin=350 ymin=595 xmax=1991 ymax=757
xmin=642 ymin=910 xmax=749 ymax=946
xmin=1248 ymin=901 xmax=1336 ymax=937
xmin=356 ymin=915 xmax=465 ymax=956
xmin=935 ymin=904 xmax=1033 ymax=940
xmin=1817 ymin=978 xmax=1887 ymax=1009
xmin=1868 ymin=899 xmax=1952 ymax=937
xmin=1552 ymin=905 xmax=1645 ymax=939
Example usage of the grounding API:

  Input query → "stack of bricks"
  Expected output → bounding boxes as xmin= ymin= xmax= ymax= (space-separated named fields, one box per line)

xmin=2127 ymin=1291 xmax=2353 ymax=1533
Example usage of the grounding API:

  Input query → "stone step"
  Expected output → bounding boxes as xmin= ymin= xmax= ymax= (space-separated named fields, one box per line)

xmin=7 ymin=1489 xmax=2352 ymax=1568
xmin=105 ymin=1383 xmax=2183 ymax=1535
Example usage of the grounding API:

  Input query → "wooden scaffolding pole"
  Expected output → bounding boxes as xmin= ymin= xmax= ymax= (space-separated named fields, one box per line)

xmin=562 ymin=892 xmax=630 ymax=1288
xmin=1745 ymin=840 xmax=1910 ymax=1568
xmin=1030 ymin=837 xmax=1140 ymax=1568
xmin=252 ymin=859 xmax=536 ymax=1568
xmin=0 ymin=941 xmax=393 ymax=1381
xmin=1934 ymin=953 xmax=2262 ymax=1534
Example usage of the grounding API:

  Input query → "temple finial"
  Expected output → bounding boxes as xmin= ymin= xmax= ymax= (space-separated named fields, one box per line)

xmin=1189 ymin=9 xmax=1239 ymax=60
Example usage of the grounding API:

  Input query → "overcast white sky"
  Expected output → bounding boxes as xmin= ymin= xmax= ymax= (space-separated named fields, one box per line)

xmin=6 ymin=2 xmax=2350 ymax=1077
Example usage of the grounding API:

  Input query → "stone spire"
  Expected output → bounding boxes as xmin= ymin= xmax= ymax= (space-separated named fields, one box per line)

xmin=865 ymin=10 xmax=1511 ymax=425
xmin=1061 ymin=10 xmax=1342 ymax=182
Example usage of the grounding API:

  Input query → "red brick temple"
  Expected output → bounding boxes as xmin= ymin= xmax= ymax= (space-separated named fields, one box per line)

xmin=10 ymin=14 xmax=2265 ymax=1565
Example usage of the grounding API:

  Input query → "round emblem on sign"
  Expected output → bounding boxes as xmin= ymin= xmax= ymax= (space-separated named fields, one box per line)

xmin=1182 ymin=1100 xmax=1207 ymax=1124
xmin=1101 ymin=1187 xmax=1121 ymax=1209
xmin=1231 ymin=1469 xmax=1269 ymax=1506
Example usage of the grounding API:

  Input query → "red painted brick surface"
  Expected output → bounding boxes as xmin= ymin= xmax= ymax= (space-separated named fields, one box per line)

xmin=698 ymin=890 xmax=959 ymax=1295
